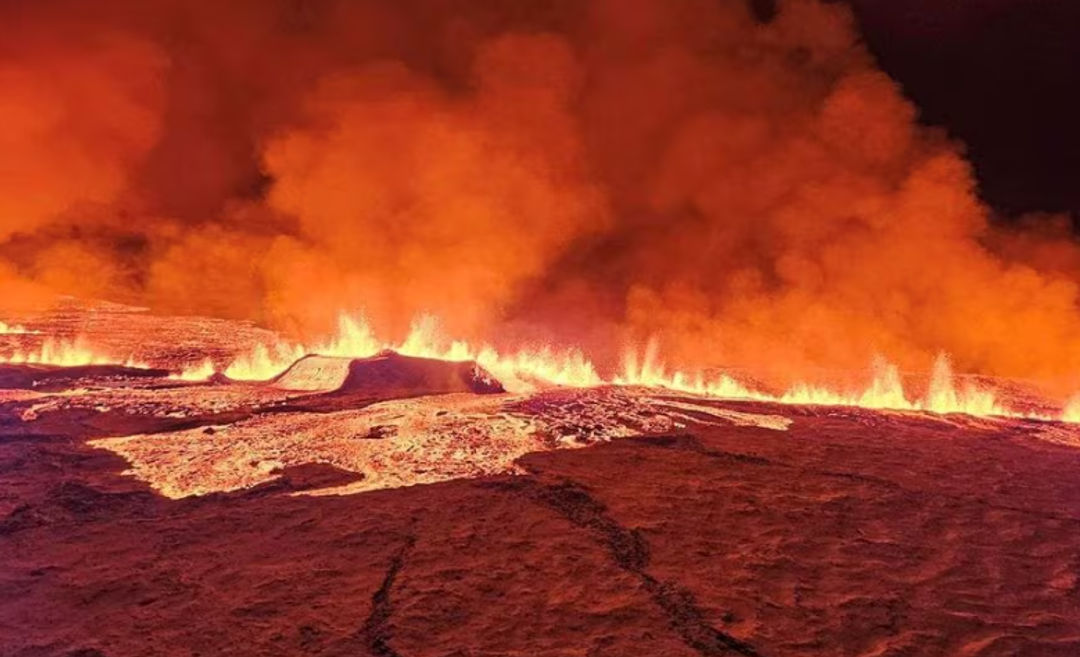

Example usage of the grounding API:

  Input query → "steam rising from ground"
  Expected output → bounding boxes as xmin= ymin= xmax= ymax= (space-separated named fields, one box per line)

xmin=5 ymin=0 xmax=1080 ymax=393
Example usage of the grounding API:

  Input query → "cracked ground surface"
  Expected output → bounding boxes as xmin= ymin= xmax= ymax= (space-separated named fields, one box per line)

xmin=3 ymin=378 xmax=1080 ymax=656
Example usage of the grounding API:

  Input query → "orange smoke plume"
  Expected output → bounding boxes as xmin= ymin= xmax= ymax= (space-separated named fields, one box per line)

xmin=3 ymin=0 xmax=1080 ymax=396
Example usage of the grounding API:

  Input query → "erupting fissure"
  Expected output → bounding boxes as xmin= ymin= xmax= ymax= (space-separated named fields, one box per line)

xmin=219 ymin=314 xmax=603 ymax=391
xmin=2 ymin=312 xmax=1070 ymax=422
xmin=0 ymin=321 xmax=40 ymax=335
xmin=0 ymin=335 xmax=147 ymax=369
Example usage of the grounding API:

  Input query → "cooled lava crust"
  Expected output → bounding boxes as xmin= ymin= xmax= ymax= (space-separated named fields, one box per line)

xmin=2 ymin=311 xmax=1080 ymax=656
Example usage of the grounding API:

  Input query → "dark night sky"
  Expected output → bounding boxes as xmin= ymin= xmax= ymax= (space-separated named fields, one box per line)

xmin=846 ymin=0 xmax=1080 ymax=220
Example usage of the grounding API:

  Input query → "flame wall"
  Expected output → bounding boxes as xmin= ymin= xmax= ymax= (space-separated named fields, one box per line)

xmin=3 ymin=0 xmax=1080 ymax=393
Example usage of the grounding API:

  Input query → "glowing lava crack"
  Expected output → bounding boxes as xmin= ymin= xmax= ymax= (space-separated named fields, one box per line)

xmin=3 ymin=311 xmax=1072 ymax=422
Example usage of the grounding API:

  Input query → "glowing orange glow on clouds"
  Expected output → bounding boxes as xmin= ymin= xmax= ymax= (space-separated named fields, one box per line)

xmin=5 ymin=0 xmax=1080 ymax=419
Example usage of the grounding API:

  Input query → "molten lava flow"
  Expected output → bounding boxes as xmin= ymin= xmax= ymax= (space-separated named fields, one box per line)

xmin=174 ymin=311 xmax=1060 ymax=421
xmin=220 ymin=314 xmax=378 ymax=380
xmin=393 ymin=317 xmax=602 ymax=389
xmin=616 ymin=344 xmax=1024 ymax=417
xmin=5 ymin=309 xmax=1073 ymax=422
xmin=615 ymin=338 xmax=766 ymax=401
xmin=783 ymin=357 xmax=1011 ymax=417
xmin=171 ymin=358 xmax=216 ymax=381
xmin=222 ymin=342 xmax=307 ymax=381
xmin=214 ymin=314 xmax=602 ymax=390
xmin=1063 ymin=396 xmax=1080 ymax=423
xmin=0 ymin=321 xmax=37 ymax=334
xmin=0 ymin=335 xmax=145 ymax=368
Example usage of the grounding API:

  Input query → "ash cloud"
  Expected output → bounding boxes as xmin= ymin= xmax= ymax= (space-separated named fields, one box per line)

xmin=3 ymin=0 xmax=1080 ymax=393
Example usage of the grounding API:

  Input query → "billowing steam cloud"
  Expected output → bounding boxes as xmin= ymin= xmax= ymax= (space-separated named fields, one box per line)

xmin=4 ymin=0 xmax=1080 ymax=393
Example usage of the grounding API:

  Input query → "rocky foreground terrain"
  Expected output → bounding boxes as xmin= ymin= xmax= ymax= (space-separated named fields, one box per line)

xmin=2 ymin=307 xmax=1080 ymax=657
